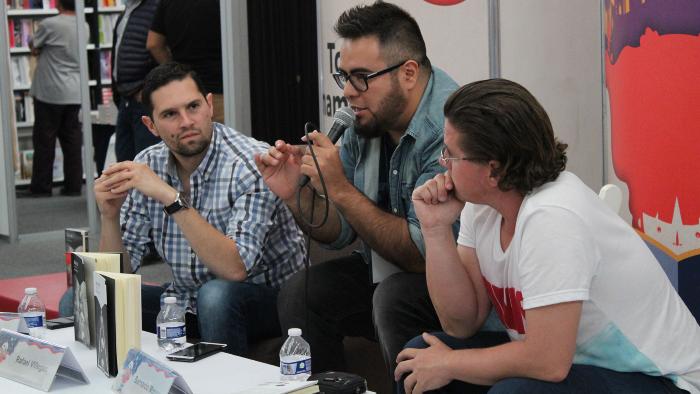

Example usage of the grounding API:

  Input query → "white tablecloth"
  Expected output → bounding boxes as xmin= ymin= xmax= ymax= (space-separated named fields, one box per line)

xmin=1 ymin=328 xmax=280 ymax=393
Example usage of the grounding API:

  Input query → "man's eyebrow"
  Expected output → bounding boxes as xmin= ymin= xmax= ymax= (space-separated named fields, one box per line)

xmin=338 ymin=66 xmax=372 ymax=74
xmin=157 ymin=98 xmax=202 ymax=117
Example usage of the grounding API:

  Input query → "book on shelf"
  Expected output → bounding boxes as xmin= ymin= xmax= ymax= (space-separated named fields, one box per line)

xmin=93 ymin=271 xmax=141 ymax=377
xmin=99 ymin=50 xmax=111 ymax=81
xmin=13 ymin=92 xmax=25 ymax=122
xmin=10 ymin=55 xmax=31 ymax=88
xmin=71 ymin=252 xmax=122 ymax=348
xmin=97 ymin=13 xmax=118 ymax=45
xmin=14 ymin=91 xmax=34 ymax=123
xmin=101 ymin=87 xmax=113 ymax=105
xmin=101 ymin=0 xmax=126 ymax=8
xmin=19 ymin=149 xmax=32 ymax=179
xmin=8 ymin=18 xmax=39 ymax=49
xmin=6 ymin=0 xmax=54 ymax=10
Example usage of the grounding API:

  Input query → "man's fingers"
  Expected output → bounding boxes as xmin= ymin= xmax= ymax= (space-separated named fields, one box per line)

xmin=306 ymin=131 xmax=333 ymax=147
xmin=396 ymin=347 xmax=417 ymax=363
xmin=435 ymin=175 xmax=448 ymax=202
xmin=443 ymin=170 xmax=454 ymax=190
xmin=403 ymin=372 xmax=417 ymax=394
xmin=394 ymin=358 xmax=414 ymax=381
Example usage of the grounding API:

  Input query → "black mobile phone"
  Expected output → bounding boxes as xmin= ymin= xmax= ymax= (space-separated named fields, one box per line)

xmin=46 ymin=316 xmax=74 ymax=330
xmin=165 ymin=342 xmax=227 ymax=362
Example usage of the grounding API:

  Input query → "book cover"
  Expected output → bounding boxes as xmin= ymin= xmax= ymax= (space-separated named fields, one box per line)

xmin=71 ymin=252 xmax=121 ymax=348
xmin=94 ymin=272 xmax=118 ymax=376
xmin=65 ymin=228 xmax=88 ymax=287
xmin=93 ymin=273 xmax=110 ymax=375
xmin=94 ymin=271 xmax=141 ymax=374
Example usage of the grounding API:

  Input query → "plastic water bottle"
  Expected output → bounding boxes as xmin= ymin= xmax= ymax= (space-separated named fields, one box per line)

xmin=156 ymin=297 xmax=186 ymax=352
xmin=17 ymin=287 xmax=46 ymax=339
xmin=279 ymin=328 xmax=311 ymax=381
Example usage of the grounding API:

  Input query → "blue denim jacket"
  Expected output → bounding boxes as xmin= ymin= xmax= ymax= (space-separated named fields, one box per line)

xmin=325 ymin=67 xmax=460 ymax=264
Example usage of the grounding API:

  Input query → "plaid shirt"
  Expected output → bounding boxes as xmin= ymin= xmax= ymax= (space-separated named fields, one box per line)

xmin=120 ymin=123 xmax=306 ymax=313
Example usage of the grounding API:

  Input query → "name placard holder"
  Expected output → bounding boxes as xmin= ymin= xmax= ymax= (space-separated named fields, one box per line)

xmin=0 ymin=328 xmax=89 ymax=391
xmin=113 ymin=349 xmax=192 ymax=394
xmin=0 ymin=313 xmax=21 ymax=332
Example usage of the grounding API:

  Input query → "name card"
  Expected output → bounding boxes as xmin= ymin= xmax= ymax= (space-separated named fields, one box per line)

xmin=112 ymin=349 xmax=192 ymax=394
xmin=0 ymin=328 xmax=89 ymax=391
xmin=0 ymin=313 xmax=21 ymax=332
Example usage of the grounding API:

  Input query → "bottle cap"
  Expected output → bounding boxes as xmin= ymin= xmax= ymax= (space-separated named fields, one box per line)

xmin=24 ymin=287 xmax=37 ymax=295
xmin=164 ymin=297 xmax=177 ymax=304
xmin=288 ymin=328 xmax=302 ymax=337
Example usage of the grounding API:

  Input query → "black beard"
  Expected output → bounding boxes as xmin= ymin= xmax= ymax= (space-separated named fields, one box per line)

xmin=174 ymin=140 xmax=209 ymax=157
xmin=354 ymin=77 xmax=407 ymax=139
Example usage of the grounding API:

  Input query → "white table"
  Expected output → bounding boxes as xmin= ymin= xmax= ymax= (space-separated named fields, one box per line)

xmin=2 ymin=328 xmax=280 ymax=393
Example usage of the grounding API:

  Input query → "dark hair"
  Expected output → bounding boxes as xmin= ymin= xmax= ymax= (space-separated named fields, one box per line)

xmin=334 ymin=1 xmax=431 ymax=70
xmin=58 ymin=0 xmax=75 ymax=11
xmin=141 ymin=62 xmax=208 ymax=117
xmin=444 ymin=78 xmax=568 ymax=195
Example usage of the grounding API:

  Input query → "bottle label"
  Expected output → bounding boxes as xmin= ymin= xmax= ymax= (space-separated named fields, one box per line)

xmin=158 ymin=324 xmax=186 ymax=342
xmin=23 ymin=315 xmax=44 ymax=328
xmin=280 ymin=358 xmax=311 ymax=376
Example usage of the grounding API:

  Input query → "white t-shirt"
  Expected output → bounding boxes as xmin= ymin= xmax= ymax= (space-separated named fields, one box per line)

xmin=458 ymin=171 xmax=700 ymax=393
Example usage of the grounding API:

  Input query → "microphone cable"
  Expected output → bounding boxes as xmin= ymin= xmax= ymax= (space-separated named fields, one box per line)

xmin=296 ymin=121 xmax=331 ymax=230
xmin=295 ymin=121 xmax=333 ymax=335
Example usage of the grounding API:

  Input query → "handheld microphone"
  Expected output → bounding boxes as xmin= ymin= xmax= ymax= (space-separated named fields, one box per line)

xmin=298 ymin=106 xmax=355 ymax=187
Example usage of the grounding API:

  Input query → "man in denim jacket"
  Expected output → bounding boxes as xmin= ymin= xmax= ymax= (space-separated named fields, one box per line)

xmin=255 ymin=1 xmax=459 ymax=380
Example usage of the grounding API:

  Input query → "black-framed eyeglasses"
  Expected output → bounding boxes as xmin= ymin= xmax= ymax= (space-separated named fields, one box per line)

xmin=439 ymin=146 xmax=482 ymax=166
xmin=332 ymin=60 xmax=407 ymax=92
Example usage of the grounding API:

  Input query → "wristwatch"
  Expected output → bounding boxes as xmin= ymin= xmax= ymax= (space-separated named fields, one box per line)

xmin=163 ymin=192 xmax=190 ymax=216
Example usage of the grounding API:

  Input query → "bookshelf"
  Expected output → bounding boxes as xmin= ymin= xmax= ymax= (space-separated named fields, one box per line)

xmin=5 ymin=0 xmax=123 ymax=185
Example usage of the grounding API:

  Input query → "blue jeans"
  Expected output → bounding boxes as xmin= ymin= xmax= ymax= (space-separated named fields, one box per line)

xmin=60 ymin=279 xmax=281 ymax=357
xmin=142 ymin=280 xmax=281 ymax=357
xmin=397 ymin=332 xmax=687 ymax=393
xmin=115 ymin=97 xmax=160 ymax=162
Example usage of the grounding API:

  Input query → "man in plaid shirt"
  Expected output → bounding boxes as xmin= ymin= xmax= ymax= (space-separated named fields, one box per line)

xmin=94 ymin=62 xmax=306 ymax=356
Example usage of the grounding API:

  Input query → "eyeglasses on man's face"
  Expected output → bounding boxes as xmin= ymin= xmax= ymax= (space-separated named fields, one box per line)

xmin=332 ymin=60 xmax=407 ymax=92
xmin=440 ymin=146 xmax=482 ymax=167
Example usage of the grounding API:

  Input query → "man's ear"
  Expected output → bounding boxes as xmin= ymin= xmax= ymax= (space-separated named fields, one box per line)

xmin=401 ymin=60 xmax=420 ymax=90
xmin=206 ymin=93 xmax=214 ymax=117
xmin=141 ymin=115 xmax=159 ymax=137
xmin=487 ymin=160 xmax=501 ymax=186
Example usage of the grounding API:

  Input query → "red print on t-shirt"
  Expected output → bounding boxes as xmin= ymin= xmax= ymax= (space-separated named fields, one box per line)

xmin=483 ymin=277 xmax=525 ymax=334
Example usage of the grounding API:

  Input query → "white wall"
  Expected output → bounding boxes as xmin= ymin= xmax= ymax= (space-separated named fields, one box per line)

xmin=500 ymin=0 xmax=604 ymax=190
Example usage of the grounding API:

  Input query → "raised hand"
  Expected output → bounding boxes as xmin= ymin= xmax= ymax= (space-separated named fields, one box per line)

xmin=99 ymin=161 xmax=176 ymax=206
xmin=412 ymin=171 xmax=464 ymax=231
xmin=254 ymin=140 xmax=306 ymax=201
xmin=299 ymin=131 xmax=348 ymax=197
xmin=94 ymin=171 xmax=129 ymax=219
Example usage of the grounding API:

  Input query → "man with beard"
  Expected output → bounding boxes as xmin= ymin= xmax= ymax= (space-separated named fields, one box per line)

xmin=255 ymin=1 xmax=459 ymax=379
xmin=94 ymin=62 xmax=306 ymax=356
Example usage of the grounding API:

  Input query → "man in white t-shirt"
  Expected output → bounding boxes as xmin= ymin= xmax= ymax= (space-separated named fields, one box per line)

xmin=395 ymin=79 xmax=700 ymax=393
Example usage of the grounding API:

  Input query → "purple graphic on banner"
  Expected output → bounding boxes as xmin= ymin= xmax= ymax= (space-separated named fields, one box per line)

xmin=605 ymin=0 xmax=700 ymax=63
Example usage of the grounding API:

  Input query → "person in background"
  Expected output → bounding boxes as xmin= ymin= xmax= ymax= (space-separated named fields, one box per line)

xmin=111 ymin=0 xmax=161 ymax=162
xmin=146 ymin=0 xmax=224 ymax=123
xmin=255 ymin=1 xmax=461 ymax=382
xmin=397 ymin=79 xmax=700 ymax=393
xmin=23 ymin=0 xmax=88 ymax=197
xmin=94 ymin=62 xmax=306 ymax=356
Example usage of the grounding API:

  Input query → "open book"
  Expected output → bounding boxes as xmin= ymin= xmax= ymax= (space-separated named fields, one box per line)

xmin=94 ymin=271 xmax=142 ymax=377
xmin=71 ymin=252 xmax=122 ymax=348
